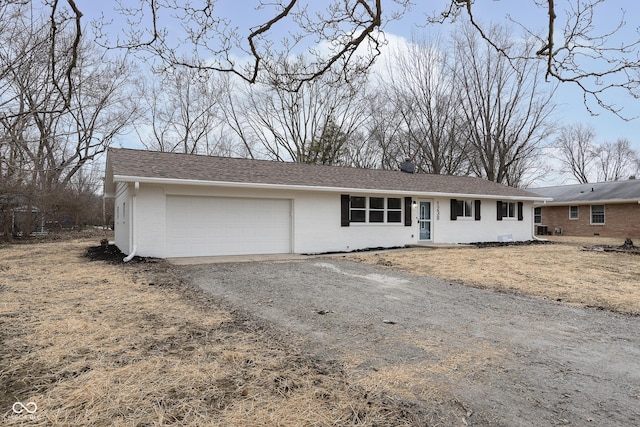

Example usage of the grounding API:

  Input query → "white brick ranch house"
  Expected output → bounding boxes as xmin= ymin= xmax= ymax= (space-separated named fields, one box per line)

xmin=104 ymin=148 xmax=549 ymax=258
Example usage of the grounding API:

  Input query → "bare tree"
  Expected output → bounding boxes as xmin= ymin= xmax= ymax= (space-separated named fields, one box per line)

xmin=96 ymin=0 xmax=411 ymax=90
xmin=553 ymin=124 xmax=639 ymax=183
xmin=594 ymin=138 xmax=639 ymax=182
xmin=346 ymin=93 xmax=402 ymax=169
xmin=0 ymin=6 xmax=136 ymax=236
xmin=381 ymin=34 xmax=468 ymax=175
xmin=89 ymin=0 xmax=640 ymax=117
xmin=50 ymin=164 xmax=105 ymax=231
xmin=139 ymin=66 xmax=227 ymax=155
xmin=3 ymin=42 xmax=135 ymax=191
xmin=454 ymin=23 xmax=557 ymax=187
xmin=210 ymin=73 xmax=257 ymax=159
xmin=343 ymin=129 xmax=384 ymax=169
xmin=553 ymin=123 xmax=598 ymax=183
xmin=436 ymin=0 xmax=640 ymax=118
xmin=230 ymin=57 xmax=370 ymax=164
xmin=0 ymin=1 xmax=82 ymax=114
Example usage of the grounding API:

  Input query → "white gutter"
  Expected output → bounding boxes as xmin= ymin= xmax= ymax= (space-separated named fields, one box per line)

xmin=123 ymin=246 xmax=137 ymax=262
xmin=123 ymin=181 xmax=139 ymax=262
xmin=112 ymin=174 xmax=551 ymax=202
xmin=534 ymin=198 xmax=638 ymax=206
xmin=529 ymin=204 xmax=546 ymax=242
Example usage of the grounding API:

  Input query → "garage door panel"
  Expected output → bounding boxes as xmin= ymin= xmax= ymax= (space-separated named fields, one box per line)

xmin=166 ymin=196 xmax=291 ymax=257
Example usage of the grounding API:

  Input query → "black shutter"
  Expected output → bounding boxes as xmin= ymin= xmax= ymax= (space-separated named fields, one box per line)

xmin=341 ymin=194 xmax=350 ymax=227
xmin=474 ymin=200 xmax=481 ymax=221
xmin=404 ymin=197 xmax=412 ymax=226
xmin=450 ymin=199 xmax=458 ymax=220
xmin=517 ymin=202 xmax=524 ymax=221
xmin=496 ymin=201 xmax=503 ymax=221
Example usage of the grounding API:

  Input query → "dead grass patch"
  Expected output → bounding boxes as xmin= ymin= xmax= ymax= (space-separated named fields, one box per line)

xmin=340 ymin=337 xmax=505 ymax=425
xmin=0 ymin=240 xmax=420 ymax=426
xmin=347 ymin=236 xmax=640 ymax=315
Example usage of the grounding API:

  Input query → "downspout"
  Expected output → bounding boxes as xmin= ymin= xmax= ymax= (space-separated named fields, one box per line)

xmin=532 ymin=200 xmax=548 ymax=242
xmin=123 ymin=181 xmax=139 ymax=262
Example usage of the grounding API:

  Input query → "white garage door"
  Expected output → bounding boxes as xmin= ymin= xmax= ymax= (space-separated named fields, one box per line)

xmin=166 ymin=196 xmax=292 ymax=257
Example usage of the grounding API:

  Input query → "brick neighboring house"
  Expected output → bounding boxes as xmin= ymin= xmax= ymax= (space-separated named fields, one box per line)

xmin=531 ymin=179 xmax=640 ymax=239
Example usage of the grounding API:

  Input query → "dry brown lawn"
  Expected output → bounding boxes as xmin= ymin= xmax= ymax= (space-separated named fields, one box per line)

xmin=0 ymin=239 xmax=413 ymax=426
xmin=2 ymin=235 xmax=638 ymax=426
xmin=347 ymin=236 xmax=640 ymax=315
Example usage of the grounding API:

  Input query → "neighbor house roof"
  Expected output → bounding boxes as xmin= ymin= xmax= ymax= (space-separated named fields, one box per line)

xmin=531 ymin=179 xmax=640 ymax=205
xmin=104 ymin=148 xmax=547 ymax=200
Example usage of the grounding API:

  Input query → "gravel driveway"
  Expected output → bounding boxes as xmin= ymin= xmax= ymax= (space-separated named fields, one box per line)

xmin=180 ymin=257 xmax=640 ymax=426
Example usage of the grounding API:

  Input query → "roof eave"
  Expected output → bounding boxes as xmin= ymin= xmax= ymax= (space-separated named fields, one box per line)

xmin=535 ymin=198 xmax=640 ymax=206
xmin=112 ymin=175 xmax=548 ymax=201
xmin=104 ymin=154 xmax=115 ymax=197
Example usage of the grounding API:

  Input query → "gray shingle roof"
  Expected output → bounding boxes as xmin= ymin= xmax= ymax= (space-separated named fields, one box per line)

xmin=105 ymin=148 xmax=543 ymax=199
xmin=531 ymin=180 xmax=640 ymax=204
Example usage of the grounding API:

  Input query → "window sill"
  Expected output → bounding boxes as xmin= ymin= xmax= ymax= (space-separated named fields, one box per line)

xmin=349 ymin=222 xmax=404 ymax=226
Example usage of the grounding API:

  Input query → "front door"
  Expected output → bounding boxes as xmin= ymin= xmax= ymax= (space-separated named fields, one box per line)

xmin=419 ymin=201 xmax=432 ymax=241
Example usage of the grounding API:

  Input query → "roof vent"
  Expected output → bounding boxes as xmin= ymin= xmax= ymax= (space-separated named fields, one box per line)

xmin=400 ymin=159 xmax=415 ymax=174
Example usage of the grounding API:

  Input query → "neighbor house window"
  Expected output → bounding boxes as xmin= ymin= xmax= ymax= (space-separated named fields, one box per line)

xmin=387 ymin=198 xmax=402 ymax=223
xmin=534 ymin=207 xmax=541 ymax=224
xmin=350 ymin=196 xmax=366 ymax=223
xmin=569 ymin=205 xmax=579 ymax=220
xmin=591 ymin=205 xmax=605 ymax=224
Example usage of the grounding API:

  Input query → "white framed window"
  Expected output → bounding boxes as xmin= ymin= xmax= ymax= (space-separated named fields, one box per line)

xmin=387 ymin=198 xmax=402 ymax=223
xmin=497 ymin=200 xmax=523 ymax=221
xmin=348 ymin=196 xmax=404 ymax=224
xmin=569 ymin=205 xmax=579 ymax=220
xmin=501 ymin=202 xmax=516 ymax=219
xmin=451 ymin=198 xmax=481 ymax=221
xmin=349 ymin=196 xmax=366 ymax=223
xmin=591 ymin=205 xmax=605 ymax=224
xmin=369 ymin=197 xmax=385 ymax=223
xmin=456 ymin=200 xmax=474 ymax=218
xmin=534 ymin=207 xmax=542 ymax=224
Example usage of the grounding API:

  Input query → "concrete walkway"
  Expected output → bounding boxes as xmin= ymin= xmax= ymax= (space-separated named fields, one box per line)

xmin=167 ymin=244 xmax=473 ymax=265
